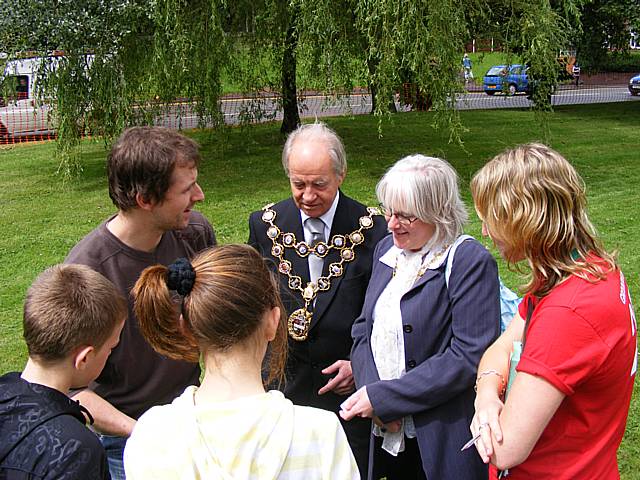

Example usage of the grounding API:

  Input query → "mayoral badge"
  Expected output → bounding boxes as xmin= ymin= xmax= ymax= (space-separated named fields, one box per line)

xmin=261 ymin=204 xmax=380 ymax=341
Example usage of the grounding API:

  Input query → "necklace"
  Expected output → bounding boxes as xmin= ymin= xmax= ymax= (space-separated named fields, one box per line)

xmin=261 ymin=203 xmax=381 ymax=341
xmin=392 ymin=243 xmax=451 ymax=281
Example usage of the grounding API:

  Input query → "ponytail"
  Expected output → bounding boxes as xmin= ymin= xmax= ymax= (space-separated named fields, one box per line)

xmin=133 ymin=265 xmax=199 ymax=363
xmin=133 ymin=245 xmax=288 ymax=381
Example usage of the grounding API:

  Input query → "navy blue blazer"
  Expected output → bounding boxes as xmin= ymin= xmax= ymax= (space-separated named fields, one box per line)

xmin=351 ymin=234 xmax=500 ymax=480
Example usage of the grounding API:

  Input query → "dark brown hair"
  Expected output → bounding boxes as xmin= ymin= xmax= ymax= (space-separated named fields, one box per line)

xmin=108 ymin=126 xmax=202 ymax=211
xmin=133 ymin=244 xmax=288 ymax=385
xmin=23 ymin=264 xmax=127 ymax=362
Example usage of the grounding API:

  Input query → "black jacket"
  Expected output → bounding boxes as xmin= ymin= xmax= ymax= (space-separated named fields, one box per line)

xmin=249 ymin=193 xmax=387 ymax=478
xmin=0 ymin=372 xmax=110 ymax=480
xmin=248 ymin=193 xmax=388 ymax=410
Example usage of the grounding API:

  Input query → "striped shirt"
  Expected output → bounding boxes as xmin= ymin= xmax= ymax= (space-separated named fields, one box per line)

xmin=124 ymin=388 xmax=359 ymax=480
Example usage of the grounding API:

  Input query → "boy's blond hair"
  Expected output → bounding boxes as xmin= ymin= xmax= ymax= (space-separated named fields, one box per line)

xmin=23 ymin=264 xmax=127 ymax=362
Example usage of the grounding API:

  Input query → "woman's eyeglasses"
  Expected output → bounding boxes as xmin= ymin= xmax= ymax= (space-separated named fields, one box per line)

xmin=379 ymin=204 xmax=419 ymax=226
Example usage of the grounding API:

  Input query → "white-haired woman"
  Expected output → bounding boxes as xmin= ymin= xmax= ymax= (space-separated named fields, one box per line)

xmin=340 ymin=154 xmax=500 ymax=480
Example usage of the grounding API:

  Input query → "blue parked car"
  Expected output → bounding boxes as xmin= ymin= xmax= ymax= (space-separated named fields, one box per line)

xmin=483 ymin=64 xmax=530 ymax=95
xmin=629 ymin=73 xmax=640 ymax=96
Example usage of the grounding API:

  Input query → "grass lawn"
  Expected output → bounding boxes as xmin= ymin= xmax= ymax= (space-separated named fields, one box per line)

xmin=1 ymin=103 xmax=639 ymax=476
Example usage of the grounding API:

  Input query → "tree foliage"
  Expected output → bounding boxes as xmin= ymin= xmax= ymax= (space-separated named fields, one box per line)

xmin=1 ymin=0 xmax=228 ymax=176
xmin=575 ymin=0 xmax=640 ymax=70
xmin=1 ymin=0 xmax=595 ymax=173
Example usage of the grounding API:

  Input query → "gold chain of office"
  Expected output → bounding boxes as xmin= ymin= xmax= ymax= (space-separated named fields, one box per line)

xmin=261 ymin=203 xmax=381 ymax=341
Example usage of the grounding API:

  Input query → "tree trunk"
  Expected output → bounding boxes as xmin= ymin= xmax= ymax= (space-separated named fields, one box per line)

xmin=280 ymin=19 xmax=300 ymax=135
xmin=367 ymin=55 xmax=379 ymax=113
xmin=367 ymin=55 xmax=396 ymax=114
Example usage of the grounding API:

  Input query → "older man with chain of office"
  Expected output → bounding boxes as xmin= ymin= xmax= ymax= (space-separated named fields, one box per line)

xmin=248 ymin=122 xmax=386 ymax=477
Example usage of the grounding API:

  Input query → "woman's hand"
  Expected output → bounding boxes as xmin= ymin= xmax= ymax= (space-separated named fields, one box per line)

xmin=470 ymin=391 xmax=505 ymax=463
xmin=340 ymin=387 xmax=403 ymax=433
xmin=373 ymin=416 xmax=402 ymax=433
xmin=469 ymin=313 xmax=525 ymax=463
xmin=339 ymin=386 xmax=373 ymax=421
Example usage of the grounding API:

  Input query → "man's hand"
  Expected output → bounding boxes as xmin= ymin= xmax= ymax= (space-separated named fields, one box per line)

xmin=73 ymin=390 xmax=136 ymax=437
xmin=318 ymin=359 xmax=355 ymax=396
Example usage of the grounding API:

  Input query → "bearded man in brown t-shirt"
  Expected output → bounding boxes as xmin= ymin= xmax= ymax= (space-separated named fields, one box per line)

xmin=65 ymin=126 xmax=216 ymax=479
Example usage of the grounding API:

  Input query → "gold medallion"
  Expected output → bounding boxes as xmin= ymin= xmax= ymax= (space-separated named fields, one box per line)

xmin=288 ymin=308 xmax=312 ymax=341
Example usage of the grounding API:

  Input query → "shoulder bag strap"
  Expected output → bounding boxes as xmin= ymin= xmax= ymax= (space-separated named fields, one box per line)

xmin=521 ymin=296 xmax=536 ymax=350
xmin=444 ymin=234 xmax=474 ymax=287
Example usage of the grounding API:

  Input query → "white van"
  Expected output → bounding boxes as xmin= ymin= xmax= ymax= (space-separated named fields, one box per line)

xmin=0 ymin=57 xmax=54 ymax=139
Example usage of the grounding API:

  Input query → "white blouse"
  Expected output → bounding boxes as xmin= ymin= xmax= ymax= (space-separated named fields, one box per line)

xmin=371 ymin=242 xmax=450 ymax=455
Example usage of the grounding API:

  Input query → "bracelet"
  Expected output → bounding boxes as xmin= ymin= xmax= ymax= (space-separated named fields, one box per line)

xmin=474 ymin=369 xmax=506 ymax=396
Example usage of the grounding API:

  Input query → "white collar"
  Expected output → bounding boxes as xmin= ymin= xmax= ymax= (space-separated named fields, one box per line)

xmin=379 ymin=240 xmax=453 ymax=271
xmin=299 ymin=190 xmax=340 ymax=231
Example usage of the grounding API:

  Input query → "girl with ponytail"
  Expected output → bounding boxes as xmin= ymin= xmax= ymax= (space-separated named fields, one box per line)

xmin=123 ymin=244 xmax=358 ymax=479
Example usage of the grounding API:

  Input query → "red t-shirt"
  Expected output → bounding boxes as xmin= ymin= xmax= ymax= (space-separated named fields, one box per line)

xmin=509 ymin=266 xmax=637 ymax=479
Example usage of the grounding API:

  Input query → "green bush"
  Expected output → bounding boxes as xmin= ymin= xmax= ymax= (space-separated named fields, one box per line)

xmin=583 ymin=51 xmax=640 ymax=73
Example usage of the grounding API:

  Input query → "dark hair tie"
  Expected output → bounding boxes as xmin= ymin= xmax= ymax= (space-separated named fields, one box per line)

xmin=166 ymin=258 xmax=196 ymax=296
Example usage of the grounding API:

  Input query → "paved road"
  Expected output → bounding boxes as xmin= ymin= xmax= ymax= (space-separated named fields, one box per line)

xmin=156 ymin=86 xmax=638 ymax=129
xmin=156 ymin=94 xmax=375 ymax=129
xmin=456 ymin=86 xmax=637 ymax=110
xmin=3 ymin=85 xmax=636 ymax=143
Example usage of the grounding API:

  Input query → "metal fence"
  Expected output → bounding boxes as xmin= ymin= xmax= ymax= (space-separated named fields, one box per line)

xmin=0 ymin=72 xmax=636 ymax=145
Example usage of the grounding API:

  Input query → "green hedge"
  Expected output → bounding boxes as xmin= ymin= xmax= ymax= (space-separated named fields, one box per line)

xmin=584 ymin=51 xmax=640 ymax=73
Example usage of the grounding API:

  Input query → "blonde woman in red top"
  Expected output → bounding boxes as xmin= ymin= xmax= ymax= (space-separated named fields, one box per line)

xmin=469 ymin=143 xmax=637 ymax=479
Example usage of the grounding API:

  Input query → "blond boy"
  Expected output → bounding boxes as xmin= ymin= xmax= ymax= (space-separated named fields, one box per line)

xmin=0 ymin=264 xmax=126 ymax=479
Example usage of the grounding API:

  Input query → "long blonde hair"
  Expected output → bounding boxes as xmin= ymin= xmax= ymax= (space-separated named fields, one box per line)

xmin=471 ymin=143 xmax=615 ymax=297
xmin=133 ymin=244 xmax=288 ymax=385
